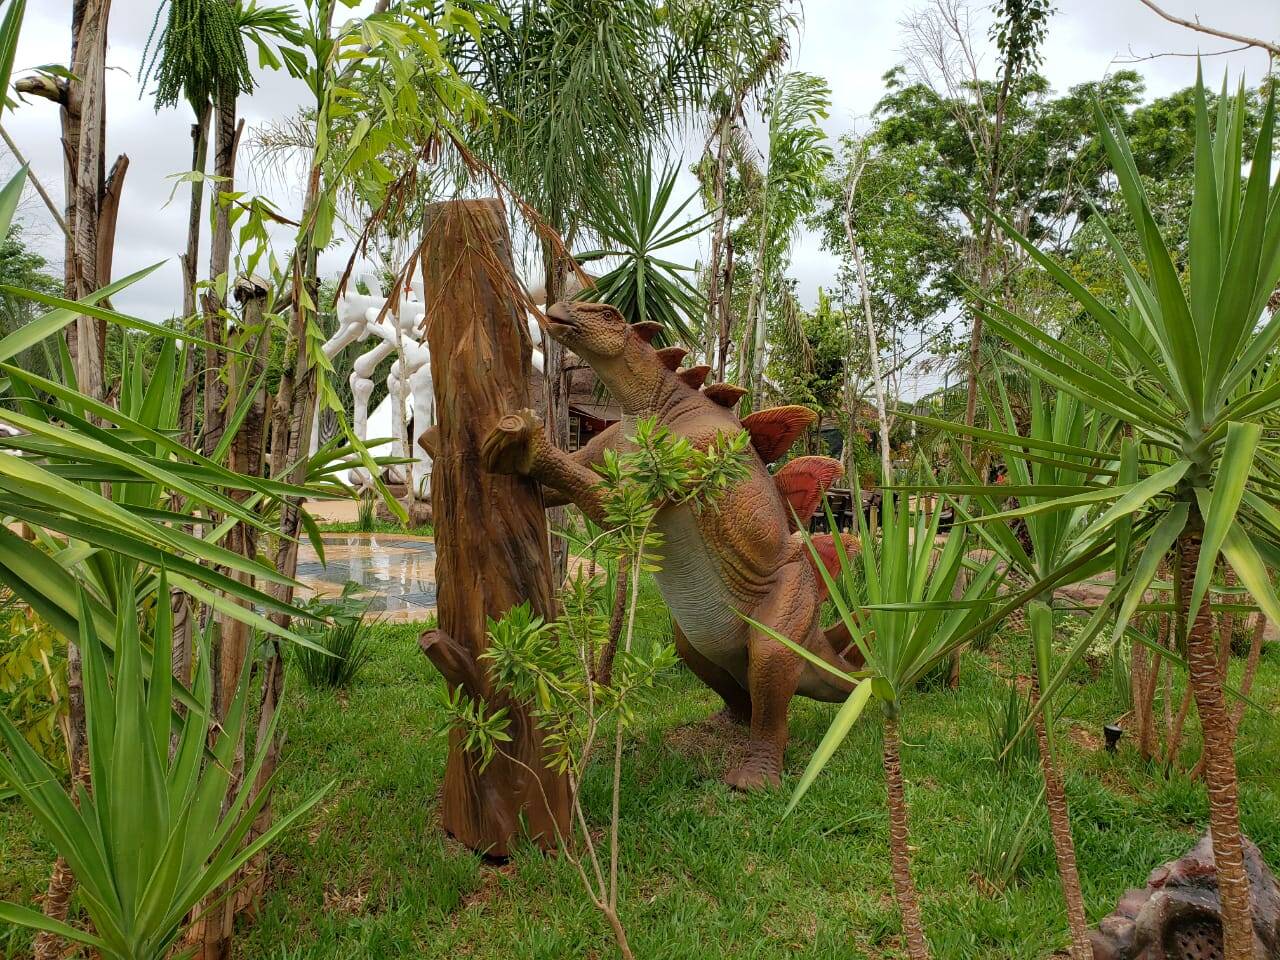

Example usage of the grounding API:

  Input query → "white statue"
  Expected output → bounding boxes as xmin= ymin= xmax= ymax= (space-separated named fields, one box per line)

xmin=319 ymin=273 xmax=545 ymax=498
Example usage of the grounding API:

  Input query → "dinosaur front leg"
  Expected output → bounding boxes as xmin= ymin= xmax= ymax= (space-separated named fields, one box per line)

xmin=481 ymin=409 xmax=609 ymax=524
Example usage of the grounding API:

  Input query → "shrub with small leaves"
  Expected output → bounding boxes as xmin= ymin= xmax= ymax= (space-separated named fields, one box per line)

xmin=0 ymin=603 xmax=66 ymax=779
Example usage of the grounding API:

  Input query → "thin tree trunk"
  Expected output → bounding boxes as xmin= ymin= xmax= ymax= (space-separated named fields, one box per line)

xmin=717 ymin=236 xmax=736 ymax=382
xmin=201 ymin=102 xmax=243 ymax=464
xmin=30 ymin=757 xmax=88 ymax=960
xmin=882 ymin=711 xmax=930 ymax=960
xmin=1177 ymin=522 xmax=1254 ymax=959
xmin=847 ymin=217 xmax=891 ymax=486
xmin=31 ymin=3 xmax=113 ymax=945
xmin=1189 ymin=610 xmax=1265 ymax=783
xmin=842 ymin=151 xmax=892 ymax=486
xmin=171 ymin=99 xmax=212 ymax=685
xmin=68 ymin=0 xmax=110 ymax=407
xmin=541 ymin=240 xmax=572 ymax=587
xmin=1029 ymin=650 xmax=1093 ymax=957
xmin=594 ymin=557 xmax=629 ymax=688
xmin=191 ymin=97 xmax=248 ymax=957
xmin=744 ymin=200 xmax=770 ymax=407
xmin=1137 ymin=615 xmax=1168 ymax=762
xmin=704 ymin=120 xmax=729 ymax=369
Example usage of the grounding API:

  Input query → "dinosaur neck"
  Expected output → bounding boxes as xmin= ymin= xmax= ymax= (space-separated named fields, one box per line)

xmin=596 ymin=351 xmax=680 ymax=419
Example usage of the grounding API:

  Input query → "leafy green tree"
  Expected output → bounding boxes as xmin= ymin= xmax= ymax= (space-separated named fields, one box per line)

xmin=766 ymin=287 xmax=853 ymax=453
xmin=739 ymin=70 xmax=832 ymax=407
xmin=0 ymin=224 xmax=60 ymax=384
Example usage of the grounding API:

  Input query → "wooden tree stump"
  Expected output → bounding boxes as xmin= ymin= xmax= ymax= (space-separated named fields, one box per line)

xmin=418 ymin=199 xmax=570 ymax=856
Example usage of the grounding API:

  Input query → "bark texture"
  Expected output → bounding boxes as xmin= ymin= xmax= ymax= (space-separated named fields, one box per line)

xmin=883 ymin=713 xmax=931 ymax=960
xmin=419 ymin=199 xmax=570 ymax=856
xmin=1030 ymin=668 xmax=1094 ymax=959
xmin=30 ymin=757 xmax=88 ymax=960
xmin=1177 ymin=526 xmax=1254 ymax=959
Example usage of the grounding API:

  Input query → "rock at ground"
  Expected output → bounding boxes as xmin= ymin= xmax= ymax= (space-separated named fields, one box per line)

xmin=1088 ymin=833 xmax=1280 ymax=959
xmin=376 ymin=497 xmax=433 ymax=528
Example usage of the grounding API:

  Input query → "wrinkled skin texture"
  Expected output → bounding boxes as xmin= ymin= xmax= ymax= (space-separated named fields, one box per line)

xmin=482 ymin=301 xmax=861 ymax=790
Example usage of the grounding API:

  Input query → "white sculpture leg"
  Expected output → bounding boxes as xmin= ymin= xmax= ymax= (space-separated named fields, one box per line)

xmin=347 ymin=338 xmax=396 ymax=488
xmin=385 ymin=359 xmax=411 ymax=487
xmin=312 ymin=277 xmax=390 ymax=459
xmin=404 ymin=340 xmax=434 ymax=497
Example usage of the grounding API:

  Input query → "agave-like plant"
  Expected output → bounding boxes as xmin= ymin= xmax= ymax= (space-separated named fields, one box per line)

xmin=753 ymin=487 xmax=1000 ymax=960
xmin=0 ymin=572 xmax=329 ymax=959
xmin=961 ymin=74 xmax=1280 ymax=959
xmin=575 ymin=153 xmax=712 ymax=343
xmin=921 ymin=372 xmax=1118 ymax=958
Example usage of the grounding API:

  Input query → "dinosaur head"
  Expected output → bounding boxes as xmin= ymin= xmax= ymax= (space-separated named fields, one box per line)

xmin=543 ymin=301 xmax=632 ymax=358
xmin=542 ymin=301 xmax=667 ymax=413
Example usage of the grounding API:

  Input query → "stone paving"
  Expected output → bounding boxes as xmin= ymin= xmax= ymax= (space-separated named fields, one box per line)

xmin=295 ymin=533 xmax=437 ymax=621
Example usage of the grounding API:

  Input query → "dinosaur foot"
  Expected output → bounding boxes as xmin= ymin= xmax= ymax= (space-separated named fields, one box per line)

xmin=725 ymin=743 xmax=783 ymax=792
xmin=481 ymin=409 xmax=541 ymax=475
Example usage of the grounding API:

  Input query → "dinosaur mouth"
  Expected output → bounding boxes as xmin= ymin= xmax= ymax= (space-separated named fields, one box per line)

xmin=543 ymin=301 xmax=577 ymax=336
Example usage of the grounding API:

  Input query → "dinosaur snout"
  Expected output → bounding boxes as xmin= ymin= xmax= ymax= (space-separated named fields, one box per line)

xmin=545 ymin=301 xmax=576 ymax=329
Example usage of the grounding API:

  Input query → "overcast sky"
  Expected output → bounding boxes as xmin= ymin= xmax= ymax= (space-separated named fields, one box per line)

xmin=5 ymin=0 xmax=1277 ymax=397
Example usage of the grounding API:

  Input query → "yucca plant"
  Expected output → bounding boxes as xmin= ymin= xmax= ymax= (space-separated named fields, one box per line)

xmin=975 ymin=791 xmax=1043 ymax=895
xmin=914 ymin=371 xmax=1117 ymax=959
xmin=0 ymin=572 xmax=329 ymax=959
xmin=755 ymin=488 xmax=1001 ymax=960
xmin=960 ymin=74 xmax=1280 ymax=958
xmin=985 ymin=682 xmax=1039 ymax=775
xmin=576 ymin=152 xmax=712 ymax=342
xmin=356 ymin=489 xmax=377 ymax=532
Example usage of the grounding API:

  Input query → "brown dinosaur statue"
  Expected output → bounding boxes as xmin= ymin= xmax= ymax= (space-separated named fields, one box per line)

xmin=480 ymin=301 xmax=864 ymax=790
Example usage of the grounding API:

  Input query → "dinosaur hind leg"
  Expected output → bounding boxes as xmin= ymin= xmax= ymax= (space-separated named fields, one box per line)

xmin=673 ymin=624 xmax=750 ymax=725
xmin=725 ymin=565 xmax=813 ymax=792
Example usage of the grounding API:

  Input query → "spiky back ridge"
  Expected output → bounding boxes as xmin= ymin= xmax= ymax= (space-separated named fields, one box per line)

xmin=669 ymin=362 xmax=844 ymax=523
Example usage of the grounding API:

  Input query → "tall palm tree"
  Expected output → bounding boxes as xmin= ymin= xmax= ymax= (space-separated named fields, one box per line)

xmin=969 ymin=76 xmax=1280 ymax=960
xmin=454 ymin=0 xmax=790 ymax=573
xmin=738 ymin=70 xmax=832 ymax=407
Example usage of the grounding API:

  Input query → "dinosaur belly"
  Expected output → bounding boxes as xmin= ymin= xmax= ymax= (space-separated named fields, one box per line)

xmin=651 ymin=505 xmax=748 ymax=682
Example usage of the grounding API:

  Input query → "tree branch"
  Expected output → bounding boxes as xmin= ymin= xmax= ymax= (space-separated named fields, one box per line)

xmin=0 ymin=125 xmax=71 ymax=240
xmin=14 ymin=74 xmax=67 ymax=104
xmin=1135 ymin=0 xmax=1280 ymax=57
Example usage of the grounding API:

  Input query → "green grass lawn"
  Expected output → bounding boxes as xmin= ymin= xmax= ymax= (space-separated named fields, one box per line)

xmin=316 ymin=519 xmax=435 ymax=537
xmin=2 ymin=587 xmax=1277 ymax=959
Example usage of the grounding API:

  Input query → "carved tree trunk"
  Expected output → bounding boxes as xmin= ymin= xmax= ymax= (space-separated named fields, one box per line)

xmin=418 ymin=199 xmax=570 ymax=856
